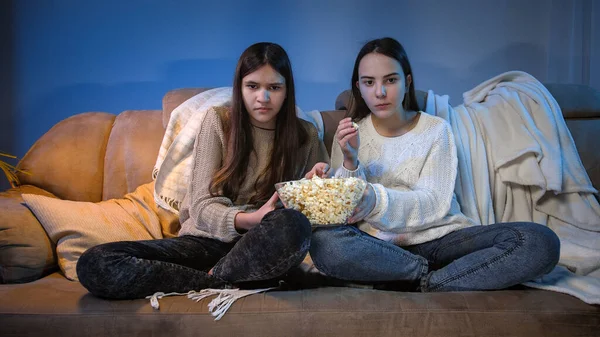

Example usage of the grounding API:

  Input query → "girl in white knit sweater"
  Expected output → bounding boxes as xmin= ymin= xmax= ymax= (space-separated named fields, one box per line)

xmin=309 ymin=37 xmax=560 ymax=291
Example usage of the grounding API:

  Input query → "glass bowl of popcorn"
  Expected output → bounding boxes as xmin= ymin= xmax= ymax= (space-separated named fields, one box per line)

xmin=275 ymin=176 xmax=367 ymax=226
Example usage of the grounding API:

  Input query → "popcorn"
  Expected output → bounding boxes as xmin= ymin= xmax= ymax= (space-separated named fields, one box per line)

xmin=352 ymin=121 xmax=359 ymax=130
xmin=275 ymin=176 xmax=367 ymax=225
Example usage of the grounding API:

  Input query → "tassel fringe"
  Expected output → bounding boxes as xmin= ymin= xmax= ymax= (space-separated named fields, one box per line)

xmin=147 ymin=287 xmax=275 ymax=320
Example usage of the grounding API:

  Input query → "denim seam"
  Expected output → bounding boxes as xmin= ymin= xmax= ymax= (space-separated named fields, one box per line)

xmin=425 ymin=226 xmax=525 ymax=292
xmin=432 ymin=225 xmax=520 ymax=259
xmin=433 ymin=227 xmax=497 ymax=254
xmin=418 ymin=260 xmax=430 ymax=292
xmin=420 ymin=269 xmax=433 ymax=292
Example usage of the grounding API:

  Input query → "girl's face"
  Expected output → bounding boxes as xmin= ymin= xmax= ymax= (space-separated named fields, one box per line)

xmin=242 ymin=64 xmax=286 ymax=130
xmin=356 ymin=52 xmax=411 ymax=120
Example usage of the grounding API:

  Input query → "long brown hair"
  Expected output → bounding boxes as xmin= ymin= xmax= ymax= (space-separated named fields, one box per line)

xmin=209 ymin=42 xmax=309 ymax=204
xmin=348 ymin=37 xmax=420 ymax=121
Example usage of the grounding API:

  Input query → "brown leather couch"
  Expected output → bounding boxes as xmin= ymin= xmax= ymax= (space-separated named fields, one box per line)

xmin=1 ymin=85 xmax=599 ymax=336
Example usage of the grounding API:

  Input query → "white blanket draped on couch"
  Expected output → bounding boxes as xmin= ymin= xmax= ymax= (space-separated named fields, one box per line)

xmin=426 ymin=71 xmax=600 ymax=304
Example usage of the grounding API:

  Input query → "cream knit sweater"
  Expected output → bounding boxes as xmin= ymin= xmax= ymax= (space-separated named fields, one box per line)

xmin=331 ymin=113 xmax=476 ymax=246
xmin=178 ymin=108 xmax=325 ymax=242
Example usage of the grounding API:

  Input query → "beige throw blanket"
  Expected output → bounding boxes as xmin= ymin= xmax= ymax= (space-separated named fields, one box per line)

xmin=152 ymin=87 xmax=233 ymax=214
xmin=426 ymin=71 xmax=600 ymax=304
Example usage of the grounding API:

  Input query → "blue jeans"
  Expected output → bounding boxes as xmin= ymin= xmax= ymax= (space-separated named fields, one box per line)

xmin=76 ymin=209 xmax=311 ymax=299
xmin=309 ymin=222 xmax=560 ymax=291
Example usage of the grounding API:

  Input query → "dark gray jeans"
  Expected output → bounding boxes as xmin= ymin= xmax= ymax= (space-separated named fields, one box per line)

xmin=76 ymin=209 xmax=311 ymax=299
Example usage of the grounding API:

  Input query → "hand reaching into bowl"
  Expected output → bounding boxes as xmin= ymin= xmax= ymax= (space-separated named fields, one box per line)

xmin=305 ymin=162 xmax=332 ymax=179
xmin=347 ymin=183 xmax=376 ymax=224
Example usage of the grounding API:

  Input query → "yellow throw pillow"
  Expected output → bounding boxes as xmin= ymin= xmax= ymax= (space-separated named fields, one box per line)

xmin=22 ymin=182 xmax=173 ymax=281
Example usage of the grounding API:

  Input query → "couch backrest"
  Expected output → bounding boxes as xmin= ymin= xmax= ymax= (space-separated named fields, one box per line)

xmin=16 ymin=112 xmax=116 ymax=202
xmin=15 ymin=84 xmax=600 ymax=202
xmin=16 ymin=110 xmax=166 ymax=202
xmin=101 ymin=110 xmax=165 ymax=201
xmin=547 ymin=83 xmax=600 ymax=192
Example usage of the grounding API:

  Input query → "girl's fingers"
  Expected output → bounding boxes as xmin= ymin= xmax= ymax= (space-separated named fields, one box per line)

xmin=336 ymin=127 xmax=353 ymax=141
xmin=348 ymin=188 xmax=372 ymax=223
xmin=268 ymin=192 xmax=280 ymax=205
xmin=351 ymin=209 xmax=367 ymax=224
xmin=317 ymin=164 xmax=329 ymax=177
xmin=338 ymin=121 xmax=355 ymax=130
xmin=306 ymin=163 xmax=330 ymax=179
xmin=336 ymin=119 xmax=357 ymax=134
xmin=337 ymin=127 xmax=357 ymax=140
xmin=347 ymin=205 xmax=362 ymax=224
xmin=322 ymin=164 xmax=330 ymax=175
xmin=339 ymin=117 xmax=352 ymax=125
xmin=339 ymin=121 xmax=354 ymax=130
xmin=339 ymin=132 xmax=358 ymax=146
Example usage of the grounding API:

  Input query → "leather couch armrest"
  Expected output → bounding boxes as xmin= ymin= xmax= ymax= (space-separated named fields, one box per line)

xmin=0 ymin=185 xmax=58 ymax=283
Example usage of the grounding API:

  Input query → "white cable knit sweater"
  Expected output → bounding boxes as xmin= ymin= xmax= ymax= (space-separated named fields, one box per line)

xmin=331 ymin=113 xmax=476 ymax=246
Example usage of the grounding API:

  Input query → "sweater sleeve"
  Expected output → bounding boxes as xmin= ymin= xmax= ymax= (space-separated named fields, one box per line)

xmin=186 ymin=108 xmax=248 ymax=242
xmin=365 ymin=124 xmax=458 ymax=233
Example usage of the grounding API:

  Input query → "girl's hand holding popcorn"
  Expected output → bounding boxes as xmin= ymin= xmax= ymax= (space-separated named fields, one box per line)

xmin=347 ymin=183 xmax=376 ymax=224
xmin=337 ymin=117 xmax=360 ymax=170
xmin=305 ymin=162 xmax=332 ymax=179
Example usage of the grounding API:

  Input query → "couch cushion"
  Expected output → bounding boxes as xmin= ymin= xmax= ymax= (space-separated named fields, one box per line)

xmin=17 ymin=112 xmax=116 ymax=202
xmin=102 ymin=110 xmax=165 ymax=201
xmin=21 ymin=182 xmax=167 ymax=281
xmin=1 ymin=273 xmax=599 ymax=337
xmin=0 ymin=185 xmax=57 ymax=284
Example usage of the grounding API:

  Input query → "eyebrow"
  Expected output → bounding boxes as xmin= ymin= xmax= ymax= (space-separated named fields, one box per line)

xmin=244 ymin=80 xmax=285 ymax=86
xmin=360 ymin=72 xmax=400 ymax=79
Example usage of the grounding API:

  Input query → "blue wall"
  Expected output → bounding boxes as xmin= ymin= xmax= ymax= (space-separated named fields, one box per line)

xmin=6 ymin=0 xmax=599 ymax=158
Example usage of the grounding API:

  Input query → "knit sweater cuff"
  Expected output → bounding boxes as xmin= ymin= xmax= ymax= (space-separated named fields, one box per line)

xmin=225 ymin=209 xmax=244 ymax=242
xmin=335 ymin=161 xmax=367 ymax=180
xmin=365 ymin=183 xmax=387 ymax=223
